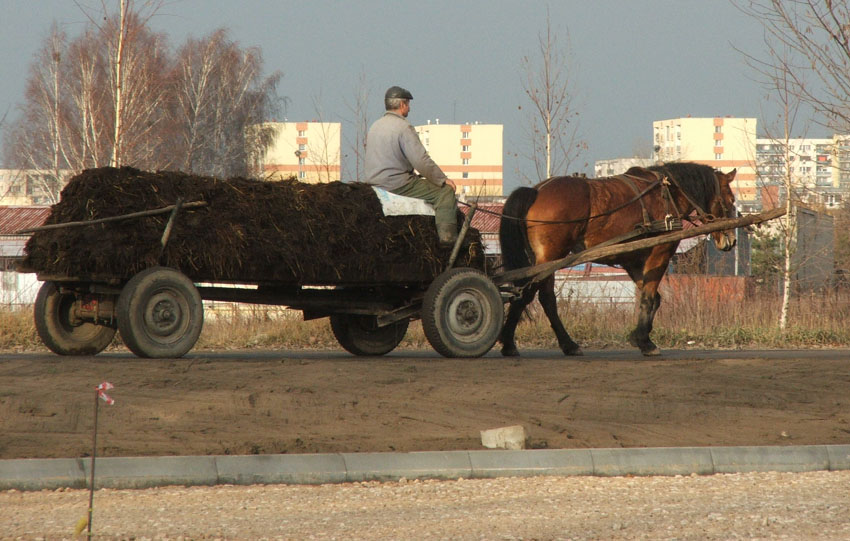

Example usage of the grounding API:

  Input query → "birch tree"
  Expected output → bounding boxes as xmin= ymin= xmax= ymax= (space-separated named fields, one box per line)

xmin=171 ymin=29 xmax=281 ymax=177
xmin=736 ymin=0 xmax=850 ymax=329
xmin=519 ymin=8 xmax=584 ymax=183
xmin=2 ymin=24 xmax=68 ymax=203
xmin=4 ymin=3 xmax=281 ymax=189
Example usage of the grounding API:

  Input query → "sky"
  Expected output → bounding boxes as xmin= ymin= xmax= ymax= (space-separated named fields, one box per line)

xmin=0 ymin=0 xmax=812 ymax=190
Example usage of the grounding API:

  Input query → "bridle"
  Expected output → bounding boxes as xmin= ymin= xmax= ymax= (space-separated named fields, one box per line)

xmin=661 ymin=168 xmax=731 ymax=225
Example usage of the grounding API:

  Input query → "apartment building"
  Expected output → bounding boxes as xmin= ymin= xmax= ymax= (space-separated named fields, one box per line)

xmin=258 ymin=122 xmax=341 ymax=183
xmin=653 ymin=117 xmax=758 ymax=211
xmin=414 ymin=121 xmax=503 ymax=197
xmin=594 ymin=157 xmax=655 ymax=177
xmin=0 ymin=169 xmax=68 ymax=206
xmin=755 ymin=137 xmax=843 ymax=209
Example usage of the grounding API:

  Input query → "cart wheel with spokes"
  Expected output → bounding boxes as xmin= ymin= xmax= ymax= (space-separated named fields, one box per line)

xmin=34 ymin=282 xmax=116 ymax=356
xmin=330 ymin=313 xmax=409 ymax=356
xmin=422 ymin=267 xmax=503 ymax=358
xmin=117 ymin=267 xmax=203 ymax=358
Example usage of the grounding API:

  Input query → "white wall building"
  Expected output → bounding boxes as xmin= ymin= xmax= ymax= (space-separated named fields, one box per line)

xmin=257 ymin=122 xmax=341 ymax=183
xmin=653 ymin=117 xmax=758 ymax=211
xmin=415 ymin=121 xmax=503 ymax=197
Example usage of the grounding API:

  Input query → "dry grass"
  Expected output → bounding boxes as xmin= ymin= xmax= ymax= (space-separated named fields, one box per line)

xmin=0 ymin=307 xmax=40 ymax=351
xmin=5 ymin=291 xmax=850 ymax=353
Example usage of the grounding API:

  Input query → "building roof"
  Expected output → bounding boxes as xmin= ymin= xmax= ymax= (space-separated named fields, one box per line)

xmin=460 ymin=203 xmax=502 ymax=234
xmin=0 ymin=206 xmax=51 ymax=235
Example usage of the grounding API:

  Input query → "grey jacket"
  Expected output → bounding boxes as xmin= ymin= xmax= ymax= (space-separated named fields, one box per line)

xmin=364 ymin=111 xmax=448 ymax=190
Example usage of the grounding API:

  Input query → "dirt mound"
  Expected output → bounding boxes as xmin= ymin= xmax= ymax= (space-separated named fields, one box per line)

xmin=21 ymin=167 xmax=484 ymax=284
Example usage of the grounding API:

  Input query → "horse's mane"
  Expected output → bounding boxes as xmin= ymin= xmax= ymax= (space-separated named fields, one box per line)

xmin=646 ymin=162 xmax=717 ymax=210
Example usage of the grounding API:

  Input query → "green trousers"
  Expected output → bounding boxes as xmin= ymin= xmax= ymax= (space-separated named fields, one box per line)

xmin=391 ymin=176 xmax=457 ymax=227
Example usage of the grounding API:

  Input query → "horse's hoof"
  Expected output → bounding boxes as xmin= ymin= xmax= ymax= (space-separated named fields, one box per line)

xmin=501 ymin=346 xmax=520 ymax=357
xmin=641 ymin=347 xmax=661 ymax=357
xmin=562 ymin=345 xmax=583 ymax=356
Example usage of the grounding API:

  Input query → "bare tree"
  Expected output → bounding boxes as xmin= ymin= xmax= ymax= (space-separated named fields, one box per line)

xmin=736 ymin=0 xmax=849 ymax=330
xmin=171 ymin=29 xmax=281 ymax=177
xmin=768 ymin=61 xmax=800 ymax=332
xmin=304 ymin=92 xmax=341 ymax=183
xmin=2 ymin=24 xmax=68 ymax=203
xmin=343 ymin=69 xmax=371 ymax=182
xmin=735 ymin=0 xmax=850 ymax=132
xmin=4 ymin=3 xmax=281 ymax=190
xmin=519 ymin=7 xmax=584 ymax=183
xmin=75 ymin=0 xmax=168 ymax=168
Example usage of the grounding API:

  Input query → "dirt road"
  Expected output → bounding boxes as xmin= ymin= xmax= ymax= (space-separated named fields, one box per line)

xmin=2 ymin=348 xmax=849 ymax=459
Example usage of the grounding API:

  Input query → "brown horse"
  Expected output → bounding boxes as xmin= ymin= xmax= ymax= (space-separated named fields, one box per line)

xmin=499 ymin=162 xmax=738 ymax=356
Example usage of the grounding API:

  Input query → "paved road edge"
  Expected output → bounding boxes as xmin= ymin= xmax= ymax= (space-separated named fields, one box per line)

xmin=2 ymin=444 xmax=849 ymax=491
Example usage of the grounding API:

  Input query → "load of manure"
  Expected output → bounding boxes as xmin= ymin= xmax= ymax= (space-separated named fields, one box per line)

xmin=21 ymin=167 xmax=484 ymax=285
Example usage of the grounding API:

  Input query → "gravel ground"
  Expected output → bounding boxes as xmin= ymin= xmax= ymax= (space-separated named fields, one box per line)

xmin=3 ymin=470 xmax=850 ymax=540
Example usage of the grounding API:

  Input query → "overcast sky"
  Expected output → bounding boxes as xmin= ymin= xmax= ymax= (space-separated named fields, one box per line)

xmin=0 ymin=0 xmax=821 ymax=189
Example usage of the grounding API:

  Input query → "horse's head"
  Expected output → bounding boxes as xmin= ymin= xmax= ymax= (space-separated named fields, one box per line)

xmin=709 ymin=168 xmax=737 ymax=251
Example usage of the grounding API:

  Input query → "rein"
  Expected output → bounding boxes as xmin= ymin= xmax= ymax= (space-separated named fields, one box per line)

xmin=460 ymin=174 xmax=663 ymax=225
xmin=461 ymin=168 xmax=725 ymax=231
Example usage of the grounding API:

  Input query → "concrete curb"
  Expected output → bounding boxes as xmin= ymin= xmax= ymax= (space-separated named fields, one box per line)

xmin=2 ymin=445 xmax=849 ymax=491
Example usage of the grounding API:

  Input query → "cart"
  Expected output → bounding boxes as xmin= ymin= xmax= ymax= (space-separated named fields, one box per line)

xmin=21 ymin=201 xmax=504 ymax=359
xmin=20 ymin=198 xmax=784 ymax=360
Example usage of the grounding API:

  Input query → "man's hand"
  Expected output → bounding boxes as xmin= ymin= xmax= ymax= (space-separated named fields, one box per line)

xmin=446 ymin=179 xmax=457 ymax=191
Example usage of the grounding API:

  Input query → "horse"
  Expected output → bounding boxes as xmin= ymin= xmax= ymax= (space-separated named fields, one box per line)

xmin=498 ymin=162 xmax=738 ymax=357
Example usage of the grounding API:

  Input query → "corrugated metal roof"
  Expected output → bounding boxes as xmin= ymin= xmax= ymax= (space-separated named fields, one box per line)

xmin=0 ymin=206 xmax=51 ymax=235
xmin=460 ymin=203 xmax=502 ymax=234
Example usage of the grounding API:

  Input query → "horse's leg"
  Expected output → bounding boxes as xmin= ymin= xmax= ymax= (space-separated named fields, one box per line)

xmin=630 ymin=288 xmax=662 ymax=356
xmin=538 ymin=274 xmax=582 ymax=356
xmin=624 ymin=250 xmax=672 ymax=356
xmin=500 ymin=283 xmax=538 ymax=357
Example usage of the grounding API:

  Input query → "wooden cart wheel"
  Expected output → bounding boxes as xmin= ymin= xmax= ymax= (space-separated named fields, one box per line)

xmin=34 ymin=282 xmax=116 ymax=356
xmin=117 ymin=267 xmax=203 ymax=358
xmin=330 ymin=314 xmax=409 ymax=356
xmin=422 ymin=267 xmax=503 ymax=358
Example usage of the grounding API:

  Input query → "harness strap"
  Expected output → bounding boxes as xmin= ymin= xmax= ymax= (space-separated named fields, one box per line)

xmin=617 ymin=174 xmax=653 ymax=228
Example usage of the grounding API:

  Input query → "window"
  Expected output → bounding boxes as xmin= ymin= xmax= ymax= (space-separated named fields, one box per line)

xmin=715 ymin=126 xmax=722 ymax=133
xmin=715 ymin=153 xmax=723 ymax=160
xmin=462 ymin=172 xmax=469 ymax=179
xmin=298 ymin=170 xmax=306 ymax=180
xmin=297 ymin=129 xmax=306 ymax=136
xmin=462 ymin=131 xmax=469 ymax=138
xmin=298 ymin=144 xmax=306 ymax=151
xmin=298 ymin=157 xmax=305 ymax=165
xmin=462 ymin=158 xmax=469 ymax=165
xmin=462 ymin=145 xmax=470 ymax=152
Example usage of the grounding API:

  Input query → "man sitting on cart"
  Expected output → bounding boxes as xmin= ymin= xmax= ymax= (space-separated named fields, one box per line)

xmin=365 ymin=85 xmax=458 ymax=246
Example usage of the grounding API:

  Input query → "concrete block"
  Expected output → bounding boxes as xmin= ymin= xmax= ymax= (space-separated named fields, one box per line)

xmin=480 ymin=425 xmax=527 ymax=450
xmin=711 ymin=445 xmax=830 ymax=474
xmin=216 ymin=453 xmax=347 ymax=485
xmin=0 ymin=458 xmax=86 ymax=491
xmin=826 ymin=445 xmax=850 ymax=471
xmin=81 ymin=455 xmax=218 ymax=489
xmin=342 ymin=451 xmax=472 ymax=482
xmin=592 ymin=447 xmax=715 ymax=477
xmin=469 ymin=449 xmax=594 ymax=478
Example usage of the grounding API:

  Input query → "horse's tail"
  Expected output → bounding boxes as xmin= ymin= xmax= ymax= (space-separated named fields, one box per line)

xmin=499 ymin=187 xmax=538 ymax=271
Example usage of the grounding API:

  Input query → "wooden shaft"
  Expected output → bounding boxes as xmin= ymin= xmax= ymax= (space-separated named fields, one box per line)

xmin=15 ymin=200 xmax=207 ymax=234
xmin=492 ymin=207 xmax=786 ymax=285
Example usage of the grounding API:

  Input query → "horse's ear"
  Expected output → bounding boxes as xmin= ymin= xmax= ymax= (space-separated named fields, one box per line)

xmin=719 ymin=168 xmax=736 ymax=185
